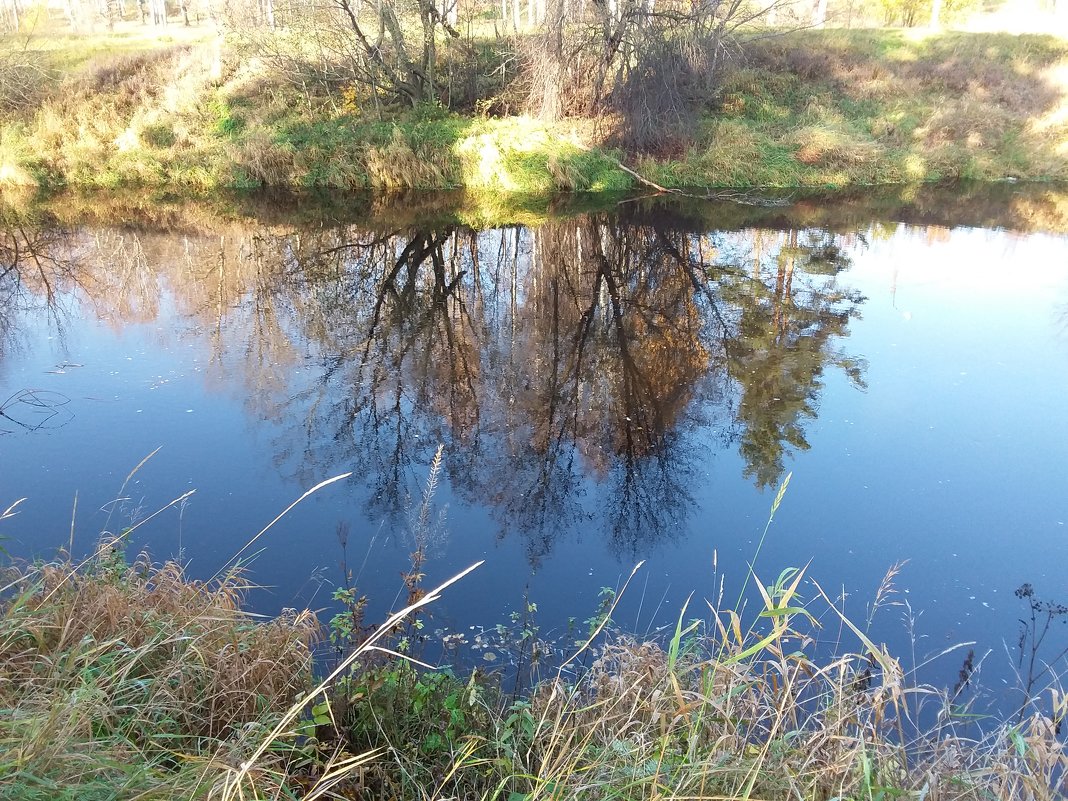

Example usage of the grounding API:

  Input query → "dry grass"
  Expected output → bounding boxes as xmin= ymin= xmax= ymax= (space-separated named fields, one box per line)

xmin=230 ymin=128 xmax=299 ymax=187
xmin=519 ymin=629 xmax=1068 ymax=800
xmin=789 ymin=123 xmax=883 ymax=168
xmin=0 ymin=545 xmax=318 ymax=799
xmin=0 ymin=150 xmax=37 ymax=189
xmin=364 ymin=126 xmax=459 ymax=191
xmin=513 ymin=544 xmax=1066 ymax=801
xmin=917 ymin=97 xmax=1016 ymax=149
xmin=706 ymin=29 xmax=1068 ymax=185
xmin=21 ymin=43 xmax=227 ymax=188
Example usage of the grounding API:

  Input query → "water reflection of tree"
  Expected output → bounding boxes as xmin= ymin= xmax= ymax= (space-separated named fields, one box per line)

xmin=515 ymin=220 xmax=713 ymax=559
xmin=244 ymin=226 xmax=483 ymax=526
xmin=236 ymin=216 xmax=864 ymax=563
xmin=0 ymin=215 xmax=91 ymax=432
xmin=0 ymin=216 xmax=83 ymax=367
xmin=717 ymin=229 xmax=866 ymax=489
xmin=2 ymin=209 xmax=867 ymax=564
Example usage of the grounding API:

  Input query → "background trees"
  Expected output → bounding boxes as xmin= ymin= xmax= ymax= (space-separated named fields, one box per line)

xmin=217 ymin=0 xmax=797 ymax=148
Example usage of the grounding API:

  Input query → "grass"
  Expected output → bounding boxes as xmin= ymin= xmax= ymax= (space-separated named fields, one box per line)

xmin=2 ymin=27 xmax=1067 ymax=193
xmin=683 ymin=28 xmax=1068 ymax=187
xmin=0 ymin=546 xmax=319 ymax=799
xmin=3 ymin=469 xmax=1068 ymax=800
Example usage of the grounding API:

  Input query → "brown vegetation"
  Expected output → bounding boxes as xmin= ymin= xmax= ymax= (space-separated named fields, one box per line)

xmin=0 ymin=545 xmax=318 ymax=798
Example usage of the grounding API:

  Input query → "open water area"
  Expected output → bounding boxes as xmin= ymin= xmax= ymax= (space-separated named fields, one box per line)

xmin=2 ymin=184 xmax=1067 ymax=708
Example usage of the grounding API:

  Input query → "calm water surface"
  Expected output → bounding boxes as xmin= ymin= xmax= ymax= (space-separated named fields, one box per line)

xmin=2 ymin=188 xmax=1067 ymax=697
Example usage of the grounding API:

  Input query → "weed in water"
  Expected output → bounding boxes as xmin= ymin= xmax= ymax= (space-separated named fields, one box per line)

xmin=1014 ymin=582 xmax=1068 ymax=721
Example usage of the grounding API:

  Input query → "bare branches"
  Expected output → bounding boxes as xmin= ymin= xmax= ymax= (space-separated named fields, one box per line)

xmin=521 ymin=0 xmax=762 ymax=153
xmin=0 ymin=50 xmax=53 ymax=114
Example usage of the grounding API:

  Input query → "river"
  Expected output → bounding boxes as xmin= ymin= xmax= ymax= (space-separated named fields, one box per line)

xmin=2 ymin=183 xmax=1067 ymax=706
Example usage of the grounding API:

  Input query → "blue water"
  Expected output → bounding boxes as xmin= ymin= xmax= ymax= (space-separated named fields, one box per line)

xmin=2 ymin=194 xmax=1067 ymax=703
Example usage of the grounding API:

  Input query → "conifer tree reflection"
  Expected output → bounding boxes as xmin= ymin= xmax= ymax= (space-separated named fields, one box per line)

xmin=718 ymin=228 xmax=866 ymax=489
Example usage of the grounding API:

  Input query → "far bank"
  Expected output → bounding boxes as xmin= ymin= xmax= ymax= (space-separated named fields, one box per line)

xmin=1 ymin=28 xmax=1067 ymax=194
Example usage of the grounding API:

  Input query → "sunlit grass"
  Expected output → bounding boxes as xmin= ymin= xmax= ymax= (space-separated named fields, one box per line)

xmin=702 ymin=28 xmax=1068 ymax=186
xmin=1 ymin=20 xmax=213 ymax=72
xmin=1 ymin=27 xmax=1067 ymax=193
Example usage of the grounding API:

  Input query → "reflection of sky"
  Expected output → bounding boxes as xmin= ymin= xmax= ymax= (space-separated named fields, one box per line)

xmin=772 ymin=225 xmax=1068 ymax=690
xmin=2 ymin=221 xmax=1067 ymax=707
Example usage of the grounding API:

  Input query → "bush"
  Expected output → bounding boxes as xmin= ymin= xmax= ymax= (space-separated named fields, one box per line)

xmin=0 ymin=52 xmax=53 ymax=114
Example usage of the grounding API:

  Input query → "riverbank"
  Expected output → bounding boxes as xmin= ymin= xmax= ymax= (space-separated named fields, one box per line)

xmin=1 ymin=28 xmax=1067 ymax=193
xmin=2 ymin=537 xmax=1065 ymax=800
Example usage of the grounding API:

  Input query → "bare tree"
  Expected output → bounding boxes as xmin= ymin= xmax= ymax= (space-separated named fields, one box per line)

xmin=224 ymin=0 xmax=473 ymax=107
xmin=0 ymin=0 xmax=22 ymax=33
xmin=330 ymin=0 xmax=465 ymax=105
xmin=0 ymin=51 xmax=52 ymax=113
xmin=525 ymin=0 xmax=762 ymax=152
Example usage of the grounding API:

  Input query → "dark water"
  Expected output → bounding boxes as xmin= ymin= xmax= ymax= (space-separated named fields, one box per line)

xmin=2 ymin=186 xmax=1067 ymax=698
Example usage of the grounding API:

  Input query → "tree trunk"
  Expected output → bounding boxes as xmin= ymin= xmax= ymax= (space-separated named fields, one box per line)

xmin=811 ymin=0 xmax=827 ymax=27
xmin=422 ymin=6 xmax=435 ymax=102
xmin=928 ymin=0 xmax=942 ymax=27
xmin=64 ymin=0 xmax=78 ymax=31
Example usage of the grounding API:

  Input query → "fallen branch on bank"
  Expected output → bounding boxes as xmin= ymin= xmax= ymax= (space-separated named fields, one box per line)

xmin=611 ymin=157 xmax=791 ymax=206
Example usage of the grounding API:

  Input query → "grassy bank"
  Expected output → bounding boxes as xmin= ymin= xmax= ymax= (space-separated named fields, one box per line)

xmin=3 ymin=499 xmax=1067 ymax=799
xmin=0 ymin=543 xmax=319 ymax=799
xmin=1 ymin=28 xmax=1067 ymax=193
